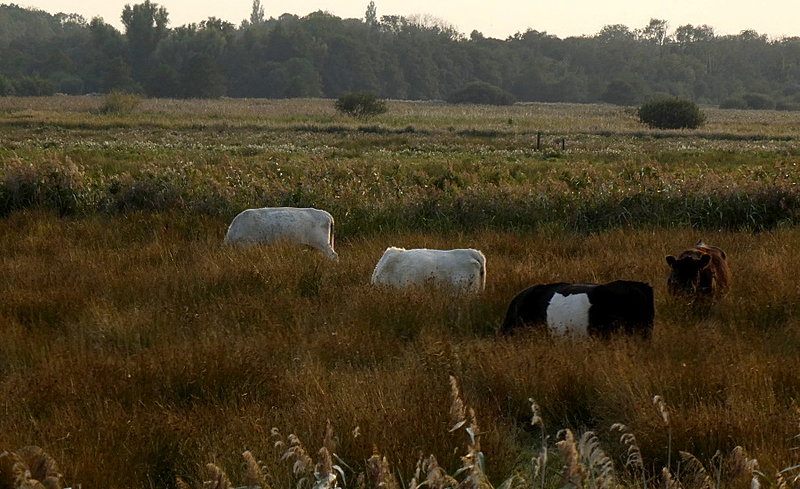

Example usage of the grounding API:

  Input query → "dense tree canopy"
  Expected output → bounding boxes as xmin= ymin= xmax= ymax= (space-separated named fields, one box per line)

xmin=1 ymin=2 xmax=799 ymax=108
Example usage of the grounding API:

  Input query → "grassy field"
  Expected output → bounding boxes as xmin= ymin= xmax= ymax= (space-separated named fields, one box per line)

xmin=0 ymin=97 xmax=799 ymax=489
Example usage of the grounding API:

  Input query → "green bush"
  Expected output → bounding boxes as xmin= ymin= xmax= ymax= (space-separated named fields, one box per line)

xmin=720 ymin=97 xmax=748 ymax=109
xmin=0 ymin=157 xmax=86 ymax=216
xmin=636 ymin=97 xmax=705 ymax=129
xmin=742 ymin=92 xmax=775 ymax=110
xmin=333 ymin=92 xmax=387 ymax=119
xmin=446 ymin=81 xmax=515 ymax=106
xmin=99 ymin=91 xmax=142 ymax=114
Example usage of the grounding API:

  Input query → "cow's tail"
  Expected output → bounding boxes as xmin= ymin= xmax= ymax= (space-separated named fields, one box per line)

xmin=473 ymin=250 xmax=487 ymax=292
xmin=329 ymin=215 xmax=335 ymax=252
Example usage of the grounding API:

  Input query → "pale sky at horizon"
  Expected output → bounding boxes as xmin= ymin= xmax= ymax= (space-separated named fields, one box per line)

xmin=17 ymin=0 xmax=800 ymax=40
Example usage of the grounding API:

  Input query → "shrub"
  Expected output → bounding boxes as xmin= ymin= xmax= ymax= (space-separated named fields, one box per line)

xmin=742 ymin=92 xmax=775 ymax=110
xmin=720 ymin=97 xmax=748 ymax=109
xmin=99 ymin=91 xmax=142 ymax=115
xmin=446 ymin=81 xmax=515 ymax=106
xmin=334 ymin=92 xmax=387 ymax=119
xmin=99 ymin=170 xmax=184 ymax=213
xmin=636 ymin=97 xmax=705 ymax=129
xmin=0 ymin=156 xmax=86 ymax=216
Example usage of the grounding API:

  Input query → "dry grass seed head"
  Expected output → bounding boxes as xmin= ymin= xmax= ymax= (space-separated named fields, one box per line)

xmin=662 ymin=467 xmax=681 ymax=489
xmin=556 ymin=429 xmax=585 ymax=489
xmin=529 ymin=398 xmax=542 ymax=428
xmin=723 ymin=446 xmax=758 ymax=485
xmin=324 ymin=419 xmax=338 ymax=454
xmin=203 ymin=463 xmax=233 ymax=489
xmin=450 ymin=375 xmax=467 ymax=430
xmin=425 ymin=455 xmax=459 ymax=489
xmin=0 ymin=451 xmax=34 ymax=489
xmin=678 ymin=451 xmax=714 ymax=489
xmin=459 ymin=410 xmax=491 ymax=489
xmin=367 ymin=451 xmax=398 ymax=489
xmin=315 ymin=447 xmax=340 ymax=489
xmin=177 ymin=477 xmax=193 ymax=489
xmin=775 ymin=470 xmax=800 ymax=489
xmin=9 ymin=446 xmax=63 ymax=489
xmin=409 ymin=454 xmax=425 ymax=489
xmin=611 ymin=423 xmax=644 ymax=472
xmin=242 ymin=450 xmax=269 ymax=489
xmin=578 ymin=431 xmax=615 ymax=489
xmin=653 ymin=396 xmax=671 ymax=427
xmin=283 ymin=434 xmax=314 ymax=476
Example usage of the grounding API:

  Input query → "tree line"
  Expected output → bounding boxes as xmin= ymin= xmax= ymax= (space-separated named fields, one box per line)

xmin=1 ymin=1 xmax=799 ymax=109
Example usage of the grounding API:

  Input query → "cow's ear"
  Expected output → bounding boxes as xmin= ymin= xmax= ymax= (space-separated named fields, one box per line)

xmin=699 ymin=254 xmax=711 ymax=268
xmin=666 ymin=255 xmax=677 ymax=266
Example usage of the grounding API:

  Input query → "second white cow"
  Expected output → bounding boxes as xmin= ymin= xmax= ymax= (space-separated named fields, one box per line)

xmin=224 ymin=207 xmax=338 ymax=260
xmin=371 ymin=247 xmax=486 ymax=293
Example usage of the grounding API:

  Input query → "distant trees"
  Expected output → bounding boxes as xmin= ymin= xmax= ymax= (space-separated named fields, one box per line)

xmin=0 ymin=3 xmax=799 ymax=109
xmin=447 ymin=81 xmax=515 ymax=105
xmin=601 ymin=80 xmax=643 ymax=105
xmin=249 ymin=0 xmax=265 ymax=25
xmin=121 ymin=0 xmax=168 ymax=84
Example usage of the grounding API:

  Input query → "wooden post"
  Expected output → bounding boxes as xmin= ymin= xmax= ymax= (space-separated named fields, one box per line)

xmin=536 ymin=131 xmax=541 ymax=151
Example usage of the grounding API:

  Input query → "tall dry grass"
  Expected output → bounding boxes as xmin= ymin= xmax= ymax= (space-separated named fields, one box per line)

xmin=1 ymin=97 xmax=799 ymax=488
xmin=0 ymin=211 xmax=798 ymax=488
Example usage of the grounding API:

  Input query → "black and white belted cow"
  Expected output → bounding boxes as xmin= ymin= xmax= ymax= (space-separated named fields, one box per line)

xmin=500 ymin=280 xmax=654 ymax=338
xmin=224 ymin=207 xmax=338 ymax=260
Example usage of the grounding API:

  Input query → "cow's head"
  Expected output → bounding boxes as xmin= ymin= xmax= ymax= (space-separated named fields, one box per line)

xmin=665 ymin=253 xmax=712 ymax=295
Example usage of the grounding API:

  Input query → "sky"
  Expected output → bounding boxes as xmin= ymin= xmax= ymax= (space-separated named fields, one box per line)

xmin=17 ymin=0 xmax=800 ymax=40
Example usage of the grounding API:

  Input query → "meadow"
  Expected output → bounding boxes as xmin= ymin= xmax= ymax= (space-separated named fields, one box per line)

xmin=0 ymin=97 xmax=799 ymax=489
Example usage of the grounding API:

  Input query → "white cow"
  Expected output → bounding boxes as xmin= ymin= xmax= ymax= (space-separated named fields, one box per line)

xmin=224 ymin=207 xmax=338 ymax=260
xmin=371 ymin=247 xmax=486 ymax=293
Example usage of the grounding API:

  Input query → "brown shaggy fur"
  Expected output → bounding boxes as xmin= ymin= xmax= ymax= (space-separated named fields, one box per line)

xmin=666 ymin=241 xmax=731 ymax=298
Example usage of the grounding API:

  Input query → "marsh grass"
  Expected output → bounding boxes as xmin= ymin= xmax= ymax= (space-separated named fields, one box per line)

xmin=0 ymin=98 xmax=799 ymax=488
xmin=0 ymin=211 xmax=798 ymax=488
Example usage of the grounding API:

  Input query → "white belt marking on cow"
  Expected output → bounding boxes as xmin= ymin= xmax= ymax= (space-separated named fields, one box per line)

xmin=546 ymin=292 xmax=591 ymax=336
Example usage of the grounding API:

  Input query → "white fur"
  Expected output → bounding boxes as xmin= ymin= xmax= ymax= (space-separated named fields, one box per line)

xmin=224 ymin=207 xmax=337 ymax=260
xmin=546 ymin=292 xmax=591 ymax=336
xmin=370 ymin=247 xmax=486 ymax=293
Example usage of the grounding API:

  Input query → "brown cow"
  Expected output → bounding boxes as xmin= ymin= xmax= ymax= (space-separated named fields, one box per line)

xmin=666 ymin=241 xmax=730 ymax=298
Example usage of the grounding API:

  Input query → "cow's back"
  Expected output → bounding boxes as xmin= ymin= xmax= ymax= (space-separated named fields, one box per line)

xmin=225 ymin=207 xmax=325 ymax=243
xmin=586 ymin=280 xmax=654 ymax=338
xmin=500 ymin=283 xmax=569 ymax=333
xmin=224 ymin=207 xmax=337 ymax=260
xmin=501 ymin=280 xmax=653 ymax=338
xmin=371 ymin=247 xmax=485 ymax=292
xmin=370 ymin=247 xmax=408 ymax=286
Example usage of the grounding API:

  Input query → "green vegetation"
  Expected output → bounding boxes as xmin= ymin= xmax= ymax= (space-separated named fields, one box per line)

xmin=637 ymin=98 xmax=706 ymax=129
xmin=334 ymin=92 xmax=388 ymax=119
xmin=1 ymin=3 xmax=800 ymax=108
xmin=0 ymin=97 xmax=799 ymax=489
xmin=447 ymin=81 xmax=516 ymax=106
xmin=99 ymin=91 xmax=142 ymax=114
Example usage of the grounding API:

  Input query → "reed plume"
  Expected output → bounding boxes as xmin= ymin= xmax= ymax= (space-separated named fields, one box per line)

xmin=556 ymin=429 xmax=584 ymax=489
xmin=202 ymin=463 xmax=232 ymax=489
